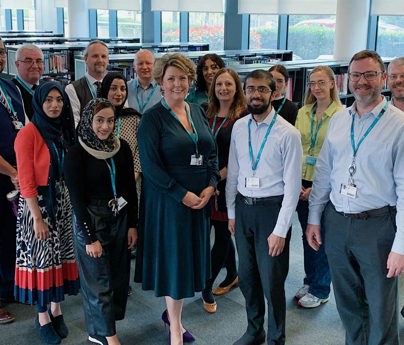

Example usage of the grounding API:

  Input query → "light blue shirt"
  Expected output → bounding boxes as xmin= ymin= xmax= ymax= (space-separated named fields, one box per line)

xmin=226 ymin=109 xmax=302 ymax=238
xmin=127 ymin=78 xmax=161 ymax=114
xmin=308 ymin=98 xmax=404 ymax=254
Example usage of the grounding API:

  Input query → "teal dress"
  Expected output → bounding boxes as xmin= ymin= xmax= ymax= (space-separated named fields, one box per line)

xmin=136 ymin=102 xmax=219 ymax=299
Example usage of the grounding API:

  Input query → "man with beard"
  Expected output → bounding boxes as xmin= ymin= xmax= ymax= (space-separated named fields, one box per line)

xmin=388 ymin=57 xmax=404 ymax=112
xmin=65 ymin=40 xmax=109 ymax=126
xmin=307 ymin=50 xmax=404 ymax=345
xmin=226 ymin=70 xmax=302 ymax=345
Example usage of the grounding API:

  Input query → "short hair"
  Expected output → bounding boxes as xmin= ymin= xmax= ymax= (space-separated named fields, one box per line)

xmin=133 ymin=49 xmax=154 ymax=65
xmin=84 ymin=40 xmax=109 ymax=58
xmin=268 ymin=64 xmax=289 ymax=83
xmin=153 ymin=53 xmax=196 ymax=85
xmin=195 ymin=53 xmax=226 ymax=92
xmin=304 ymin=65 xmax=342 ymax=106
xmin=349 ymin=50 xmax=385 ymax=72
xmin=244 ymin=70 xmax=276 ymax=94
xmin=388 ymin=57 xmax=404 ymax=73
xmin=16 ymin=44 xmax=44 ymax=61
xmin=206 ymin=68 xmax=246 ymax=120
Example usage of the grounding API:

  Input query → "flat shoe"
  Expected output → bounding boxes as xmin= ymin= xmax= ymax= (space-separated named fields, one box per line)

xmin=48 ymin=310 xmax=68 ymax=338
xmin=202 ymin=298 xmax=217 ymax=313
xmin=213 ymin=276 xmax=239 ymax=296
xmin=0 ymin=308 xmax=15 ymax=324
xmin=35 ymin=318 xmax=61 ymax=344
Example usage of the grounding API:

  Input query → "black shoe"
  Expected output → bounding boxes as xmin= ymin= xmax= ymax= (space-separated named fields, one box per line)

xmin=88 ymin=334 xmax=108 ymax=345
xmin=401 ymin=306 xmax=404 ymax=318
xmin=48 ymin=310 xmax=68 ymax=338
xmin=35 ymin=318 xmax=61 ymax=344
xmin=233 ymin=330 xmax=265 ymax=345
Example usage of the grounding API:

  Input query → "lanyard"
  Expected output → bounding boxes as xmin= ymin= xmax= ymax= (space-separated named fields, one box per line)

xmin=161 ymin=98 xmax=199 ymax=155
xmin=51 ymin=142 xmax=65 ymax=178
xmin=135 ymin=79 xmax=157 ymax=113
xmin=85 ymin=77 xmax=98 ymax=99
xmin=116 ymin=117 xmax=121 ymax=137
xmin=248 ymin=112 xmax=278 ymax=173
xmin=350 ymin=103 xmax=387 ymax=158
xmin=16 ymin=76 xmax=34 ymax=96
xmin=104 ymin=158 xmax=117 ymax=199
xmin=309 ymin=106 xmax=324 ymax=152
xmin=275 ymin=97 xmax=286 ymax=114
xmin=211 ymin=114 xmax=228 ymax=139
xmin=0 ymin=83 xmax=18 ymax=119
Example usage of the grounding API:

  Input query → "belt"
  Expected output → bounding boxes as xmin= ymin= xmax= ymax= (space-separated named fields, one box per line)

xmin=237 ymin=193 xmax=283 ymax=206
xmin=334 ymin=204 xmax=395 ymax=220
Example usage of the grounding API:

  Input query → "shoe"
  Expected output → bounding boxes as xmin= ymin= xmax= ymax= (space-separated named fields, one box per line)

xmin=233 ymin=330 xmax=265 ymax=345
xmin=88 ymin=334 xmax=108 ymax=345
xmin=0 ymin=308 xmax=15 ymax=324
xmin=294 ymin=284 xmax=309 ymax=300
xmin=201 ymin=289 xmax=217 ymax=314
xmin=48 ymin=310 xmax=68 ymax=338
xmin=298 ymin=293 xmax=330 ymax=308
xmin=35 ymin=318 xmax=61 ymax=344
xmin=213 ymin=276 xmax=239 ymax=296
xmin=162 ymin=310 xmax=195 ymax=343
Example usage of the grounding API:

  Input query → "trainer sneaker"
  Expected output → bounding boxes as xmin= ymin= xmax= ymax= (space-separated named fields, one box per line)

xmin=298 ymin=293 xmax=330 ymax=308
xmin=88 ymin=334 xmax=108 ymax=345
xmin=294 ymin=284 xmax=309 ymax=300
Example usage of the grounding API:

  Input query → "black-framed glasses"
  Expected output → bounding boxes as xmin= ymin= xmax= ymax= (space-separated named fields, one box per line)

xmin=18 ymin=58 xmax=44 ymax=66
xmin=0 ymin=49 xmax=6 ymax=57
xmin=245 ymin=86 xmax=272 ymax=94
xmin=348 ymin=71 xmax=382 ymax=82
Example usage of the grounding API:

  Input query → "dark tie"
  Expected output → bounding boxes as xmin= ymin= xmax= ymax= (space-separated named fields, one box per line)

xmin=94 ymin=81 xmax=102 ymax=98
xmin=31 ymin=84 xmax=37 ymax=91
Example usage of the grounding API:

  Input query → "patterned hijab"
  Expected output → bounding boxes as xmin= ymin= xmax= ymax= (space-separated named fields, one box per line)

xmin=77 ymin=98 xmax=120 ymax=158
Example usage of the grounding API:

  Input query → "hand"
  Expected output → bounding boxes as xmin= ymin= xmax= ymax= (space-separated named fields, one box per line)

xmin=267 ymin=233 xmax=285 ymax=256
xmin=192 ymin=186 xmax=215 ymax=209
xmin=386 ymin=251 xmax=404 ymax=278
xmin=228 ymin=218 xmax=236 ymax=235
xmin=300 ymin=187 xmax=312 ymax=201
xmin=128 ymin=227 xmax=138 ymax=249
xmin=182 ymin=191 xmax=202 ymax=208
xmin=33 ymin=218 xmax=49 ymax=240
xmin=219 ymin=167 xmax=227 ymax=181
xmin=10 ymin=172 xmax=19 ymax=191
xmin=306 ymin=224 xmax=322 ymax=251
xmin=86 ymin=240 xmax=103 ymax=258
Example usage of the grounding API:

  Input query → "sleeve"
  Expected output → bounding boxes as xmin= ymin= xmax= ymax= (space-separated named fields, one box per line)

xmin=225 ymin=125 xmax=240 ymax=219
xmin=138 ymin=110 xmax=187 ymax=203
xmin=65 ymin=84 xmax=81 ymax=128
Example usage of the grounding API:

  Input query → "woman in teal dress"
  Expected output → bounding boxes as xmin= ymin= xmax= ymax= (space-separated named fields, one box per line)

xmin=136 ymin=53 xmax=219 ymax=345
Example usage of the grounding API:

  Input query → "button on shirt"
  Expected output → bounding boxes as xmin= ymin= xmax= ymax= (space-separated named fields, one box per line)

xmin=308 ymin=99 xmax=404 ymax=254
xmin=127 ymin=78 xmax=161 ymax=114
xmin=226 ymin=109 xmax=302 ymax=238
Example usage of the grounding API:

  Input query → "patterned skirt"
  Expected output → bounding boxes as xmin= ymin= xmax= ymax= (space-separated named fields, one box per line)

xmin=14 ymin=180 xmax=79 ymax=306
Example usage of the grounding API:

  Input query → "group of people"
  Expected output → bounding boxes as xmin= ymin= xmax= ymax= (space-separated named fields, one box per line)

xmin=1 ymin=34 xmax=404 ymax=345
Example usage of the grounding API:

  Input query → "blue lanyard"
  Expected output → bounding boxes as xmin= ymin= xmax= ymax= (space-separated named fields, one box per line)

xmin=16 ymin=76 xmax=34 ymax=96
xmin=104 ymin=158 xmax=117 ymax=198
xmin=161 ymin=98 xmax=199 ymax=155
xmin=309 ymin=105 xmax=324 ymax=152
xmin=51 ymin=142 xmax=65 ymax=178
xmin=135 ymin=79 xmax=157 ymax=113
xmin=350 ymin=103 xmax=387 ymax=158
xmin=211 ymin=114 xmax=228 ymax=139
xmin=0 ymin=83 xmax=18 ymax=117
xmin=248 ymin=112 xmax=278 ymax=173
xmin=85 ymin=77 xmax=98 ymax=99
xmin=116 ymin=117 xmax=121 ymax=137
xmin=275 ymin=97 xmax=286 ymax=114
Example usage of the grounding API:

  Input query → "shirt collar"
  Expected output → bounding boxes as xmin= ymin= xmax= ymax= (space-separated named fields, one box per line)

xmin=349 ymin=96 xmax=387 ymax=119
xmin=136 ymin=77 xmax=156 ymax=90
xmin=249 ymin=107 xmax=276 ymax=126
xmin=85 ymin=72 xmax=103 ymax=85
xmin=17 ymin=74 xmax=36 ymax=89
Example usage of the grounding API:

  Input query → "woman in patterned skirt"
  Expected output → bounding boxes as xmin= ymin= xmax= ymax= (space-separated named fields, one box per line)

xmin=14 ymin=82 xmax=79 ymax=345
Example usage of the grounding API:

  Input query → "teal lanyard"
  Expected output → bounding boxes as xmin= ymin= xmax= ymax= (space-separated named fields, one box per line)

xmin=248 ymin=112 xmax=278 ymax=174
xmin=0 ymin=83 xmax=18 ymax=118
xmin=161 ymin=98 xmax=199 ymax=155
xmin=135 ymin=79 xmax=157 ymax=113
xmin=85 ymin=77 xmax=98 ymax=99
xmin=350 ymin=103 xmax=387 ymax=158
xmin=104 ymin=158 xmax=117 ymax=198
xmin=211 ymin=114 xmax=228 ymax=139
xmin=116 ymin=117 xmax=121 ymax=137
xmin=309 ymin=105 xmax=324 ymax=153
xmin=276 ymin=97 xmax=286 ymax=114
xmin=16 ymin=76 xmax=34 ymax=96
xmin=51 ymin=142 xmax=64 ymax=178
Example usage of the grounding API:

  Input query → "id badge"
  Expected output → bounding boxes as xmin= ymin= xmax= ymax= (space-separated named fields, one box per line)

xmin=190 ymin=154 xmax=203 ymax=166
xmin=117 ymin=196 xmax=127 ymax=211
xmin=12 ymin=120 xmax=23 ymax=130
xmin=340 ymin=183 xmax=357 ymax=199
xmin=305 ymin=155 xmax=317 ymax=165
xmin=245 ymin=176 xmax=260 ymax=189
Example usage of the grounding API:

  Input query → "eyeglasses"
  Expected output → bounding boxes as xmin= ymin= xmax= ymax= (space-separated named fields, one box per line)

xmin=245 ymin=86 xmax=272 ymax=94
xmin=308 ymin=80 xmax=329 ymax=89
xmin=0 ymin=49 xmax=6 ymax=57
xmin=388 ymin=73 xmax=404 ymax=81
xmin=348 ymin=71 xmax=382 ymax=82
xmin=18 ymin=58 xmax=44 ymax=66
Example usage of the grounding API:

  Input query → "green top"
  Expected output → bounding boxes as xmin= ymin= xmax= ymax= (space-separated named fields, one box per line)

xmin=295 ymin=100 xmax=343 ymax=181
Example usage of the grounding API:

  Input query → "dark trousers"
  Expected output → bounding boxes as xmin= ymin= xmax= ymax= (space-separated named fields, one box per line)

xmin=235 ymin=194 xmax=290 ymax=345
xmin=206 ymin=219 xmax=237 ymax=289
xmin=324 ymin=203 xmax=399 ymax=345
xmin=73 ymin=202 xmax=130 ymax=337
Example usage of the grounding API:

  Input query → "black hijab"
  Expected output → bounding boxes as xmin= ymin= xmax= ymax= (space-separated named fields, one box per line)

xmin=101 ymin=72 xmax=128 ymax=117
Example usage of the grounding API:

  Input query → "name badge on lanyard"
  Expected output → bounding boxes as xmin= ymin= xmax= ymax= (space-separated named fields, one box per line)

xmin=190 ymin=154 xmax=203 ymax=166
xmin=245 ymin=176 xmax=260 ymax=189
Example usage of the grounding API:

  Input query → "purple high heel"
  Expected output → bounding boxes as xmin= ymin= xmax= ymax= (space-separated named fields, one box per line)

xmin=162 ymin=310 xmax=195 ymax=343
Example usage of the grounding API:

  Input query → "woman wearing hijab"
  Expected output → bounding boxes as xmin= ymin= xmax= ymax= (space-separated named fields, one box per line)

xmin=64 ymin=98 xmax=138 ymax=345
xmin=14 ymin=82 xmax=79 ymax=345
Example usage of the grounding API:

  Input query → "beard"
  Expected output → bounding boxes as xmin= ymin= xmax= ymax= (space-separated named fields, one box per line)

xmin=247 ymin=99 xmax=271 ymax=115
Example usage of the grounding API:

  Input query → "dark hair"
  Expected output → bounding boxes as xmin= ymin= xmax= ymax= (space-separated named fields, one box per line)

xmin=244 ymin=70 xmax=276 ymax=93
xmin=195 ymin=54 xmax=226 ymax=92
xmin=101 ymin=71 xmax=128 ymax=114
xmin=349 ymin=50 xmax=385 ymax=72
xmin=268 ymin=64 xmax=289 ymax=83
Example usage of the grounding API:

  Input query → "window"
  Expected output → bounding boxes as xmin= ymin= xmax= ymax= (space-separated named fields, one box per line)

xmin=23 ymin=9 xmax=35 ymax=30
xmin=0 ymin=11 xmax=5 ymax=31
xmin=162 ymin=11 xmax=179 ymax=43
xmin=288 ymin=15 xmax=336 ymax=60
xmin=63 ymin=8 xmax=69 ymax=36
xmin=189 ymin=12 xmax=224 ymax=50
xmin=11 ymin=10 xmax=17 ymax=30
xmin=249 ymin=15 xmax=278 ymax=49
xmin=117 ymin=10 xmax=141 ymax=38
xmin=376 ymin=16 xmax=404 ymax=58
xmin=97 ymin=9 xmax=109 ymax=38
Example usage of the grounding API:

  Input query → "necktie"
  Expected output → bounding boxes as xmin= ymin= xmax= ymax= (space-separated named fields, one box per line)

xmin=31 ymin=84 xmax=37 ymax=91
xmin=0 ymin=86 xmax=12 ymax=114
xmin=94 ymin=81 xmax=102 ymax=98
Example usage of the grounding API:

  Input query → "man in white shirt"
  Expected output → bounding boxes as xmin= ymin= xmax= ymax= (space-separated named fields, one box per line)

xmin=65 ymin=40 xmax=109 ymax=126
xmin=388 ymin=57 xmax=404 ymax=112
xmin=226 ymin=70 xmax=302 ymax=345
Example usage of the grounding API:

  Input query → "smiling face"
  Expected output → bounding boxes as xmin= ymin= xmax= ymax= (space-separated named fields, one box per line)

xmin=202 ymin=59 xmax=220 ymax=89
xmin=134 ymin=50 xmax=154 ymax=84
xmin=215 ymin=72 xmax=236 ymax=104
xmin=85 ymin=43 xmax=109 ymax=79
xmin=42 ymin=89 xmax=64 ymax=119
xmin=245 ymin=77 xmax=274 ymax=116
xmin=92 ymin=107 xmax=115 ymax=140
xmin=388 ymin=62 xmax=404 ymax=102
xmin=308 ymin=70 xmax=334 ymax=103
xmin=270 ymin=70 xmax=288 ymax=99
xmin=160 ymin=66 xmax=190 ymax=105
xmin=107 ymin=78 xmax=127 ymax=107
xmin=15 ymin=48 xmax=44 ymax=85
